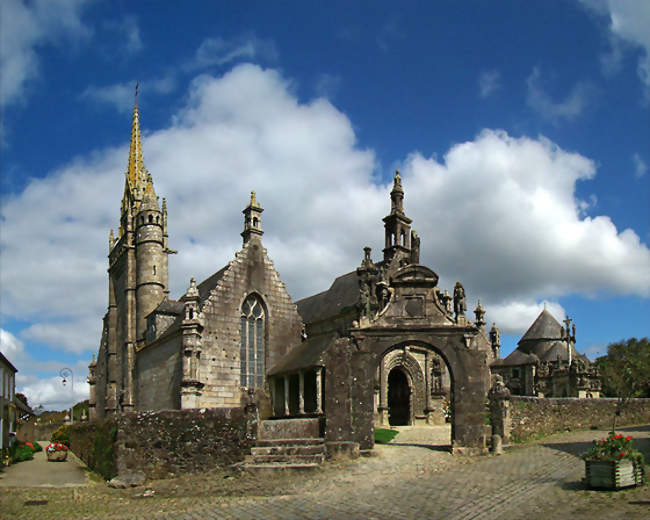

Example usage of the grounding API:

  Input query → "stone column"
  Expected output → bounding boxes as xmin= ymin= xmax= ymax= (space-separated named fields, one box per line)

xmin=424 ymin=351 xmax=434 ymax=424
xmin=298 ymin=371 xmax=305 ymax=415
xmin=488 ymin=375 xmax=511 ymax=443
xmin=283 ymin=375 xmax=290 ymax=416
xmin=378 ymin=357 xmax=388 ymax=425
xmin=315 ymin=367 xmax=323 ymax=414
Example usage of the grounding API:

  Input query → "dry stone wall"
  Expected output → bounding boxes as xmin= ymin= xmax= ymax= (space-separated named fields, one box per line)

xmin=510 ymin=396 xmax=650 ymax=442
xmin=70 ymin=407 xmax=257 ymax=481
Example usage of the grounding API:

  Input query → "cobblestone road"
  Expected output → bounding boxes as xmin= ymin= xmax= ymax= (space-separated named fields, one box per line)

xmin=1 ymin=425 xmax=648 ymax=519
xmin=155 ymin=424 xmax=650 ymax=520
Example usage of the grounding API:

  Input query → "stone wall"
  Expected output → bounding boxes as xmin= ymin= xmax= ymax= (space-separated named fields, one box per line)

xmin=135 ymin=334 xmax=182 ymax=411
xmin=510 ymin=397 xmax=650 ymax=442
xmin=70 ymin=407 xmax=257 ymax=481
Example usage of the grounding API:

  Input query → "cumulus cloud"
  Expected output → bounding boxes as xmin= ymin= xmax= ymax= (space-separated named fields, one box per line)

xmin=0 ymin=329 xmax=88 ymax=409
xmin=0 ymin=0 xmax=90 ymax=108
xmin=81 ymin=75 xmax=176 ymax=113
xmin=478 ymin=69 xmax=501 ymax=98
xmin=2 ymin=64 xmax=649 ymax=362
xmin=526 ymin=66 xmax=596 ymax=122
xmin=633 ymin=153 xmax=647 ymax=179
xmin=580 ymin=0 xmax=650 ymax=99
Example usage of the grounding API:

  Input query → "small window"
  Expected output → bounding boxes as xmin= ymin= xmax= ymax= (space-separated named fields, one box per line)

xmin=152 ymin=265 xmax=156 ymax=275
xmin=512 ymin=368 xmax=520 ymax=378
xmin=253 ymin=216 xmax=259 ymax=227
xmin=148 ymin=215 xmax=153 ymax=224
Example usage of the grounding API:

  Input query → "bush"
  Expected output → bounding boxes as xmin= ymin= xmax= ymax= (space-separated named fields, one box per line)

xmin=11 ymin=444 xmax=34 ymax=463
xmin=51 ymin=424 xmax=70 ymax=447
xmin=31 ymin=441 xmax=42 ymax=452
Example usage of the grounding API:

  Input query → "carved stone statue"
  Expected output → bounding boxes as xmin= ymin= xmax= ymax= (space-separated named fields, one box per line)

xmin=376 ymin=282 xmax=391 ymax=312
xmin=410 ymin=230 xmax=420 ymax=264
xmin=453 ymin=281 xmax=466 ymax=319
xmin=489 ymin=323 xmax=501 ymax=349
xmin=358 ymin=280 xmax=372 ymax=320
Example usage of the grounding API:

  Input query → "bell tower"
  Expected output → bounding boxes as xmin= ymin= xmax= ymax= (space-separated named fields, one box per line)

xmin=241 ymin=191 xmax=264 ymax=245
xmin=383 ymin=170 xmax=412 ymax=264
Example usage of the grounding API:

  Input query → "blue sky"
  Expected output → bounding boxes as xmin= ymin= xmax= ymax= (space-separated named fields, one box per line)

xmin=1 ymin=0 xmax=648 ymax=410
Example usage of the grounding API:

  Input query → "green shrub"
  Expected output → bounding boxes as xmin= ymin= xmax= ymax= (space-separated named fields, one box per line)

xmin=51 ymin=425 xmax=70 ymax=447
xmin=30 ymin=441 xmax=42 ymax=452
xmin=11 ymin=444 xmax=34 ymax=463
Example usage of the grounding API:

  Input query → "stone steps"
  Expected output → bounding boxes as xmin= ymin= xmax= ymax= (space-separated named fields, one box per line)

xmin=243 ymin=419 xmax=326 ymax=472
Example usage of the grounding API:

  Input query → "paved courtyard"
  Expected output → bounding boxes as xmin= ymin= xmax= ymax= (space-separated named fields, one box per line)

xmin=0 ymin=424 xmax=648 ymax=519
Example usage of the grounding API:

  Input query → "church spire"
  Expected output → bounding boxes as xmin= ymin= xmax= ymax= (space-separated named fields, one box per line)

xmin=122 ymin=84 xmax=148 ymax=212
xmin=242 ymin=191 xmax=264 ymax=245
xmin=383 ymin=170 xmax=412 ymax=263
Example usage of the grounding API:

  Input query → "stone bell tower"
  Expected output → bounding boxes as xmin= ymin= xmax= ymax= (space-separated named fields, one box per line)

xmin=383 ymin=170 xmax=413 ymax=265
xmin=104 ymin=88 xmax=173 ymax=413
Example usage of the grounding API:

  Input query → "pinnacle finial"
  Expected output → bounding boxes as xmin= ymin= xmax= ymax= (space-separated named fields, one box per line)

xmin=135 ymin=82 xmax=139 ymax=105
xmin=109 ymin=229 xmax=114 ymax=251
xmin=251 ymin=191 xmax=257 ymax=205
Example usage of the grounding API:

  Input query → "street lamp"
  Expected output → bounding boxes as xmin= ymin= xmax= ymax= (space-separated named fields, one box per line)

xmin=60 ymin=368 xmax=74 ymax=424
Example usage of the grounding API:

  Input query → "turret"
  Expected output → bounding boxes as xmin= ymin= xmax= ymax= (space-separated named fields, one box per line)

xmin=135 ymin=173 xmax=167 ymax=343
xmin=242 ymin=191 xmax=264 ymax=245
xmin=383 ymin=171 xmax=413 ymax=264
xmin=181 ymin=278 xmax=204 ymax=408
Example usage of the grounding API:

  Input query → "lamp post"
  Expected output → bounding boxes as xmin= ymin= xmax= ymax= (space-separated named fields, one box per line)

xmin=60 ymin=368 xmax=74 ymax=424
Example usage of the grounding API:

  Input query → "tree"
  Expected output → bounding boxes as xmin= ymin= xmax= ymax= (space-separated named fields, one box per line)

xmin=596 ymin=337 xmax=650 ymax=431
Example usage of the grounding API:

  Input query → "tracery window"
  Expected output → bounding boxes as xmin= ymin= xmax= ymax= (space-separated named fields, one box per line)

xmin=240 ymin=294 xmax=265 ymax=387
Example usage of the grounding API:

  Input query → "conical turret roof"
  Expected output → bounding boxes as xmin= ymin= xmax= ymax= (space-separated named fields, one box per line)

xmin=518 ymin=309 xmax=563 ymax=344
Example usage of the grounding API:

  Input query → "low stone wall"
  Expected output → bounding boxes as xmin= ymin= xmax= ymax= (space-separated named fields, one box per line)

xmin=70 ymin=407 xmax=257 ymax=481
xmin=510 ymin=397 xmax=650 ymax=442
xmin=70 ymin=418 xmax=118 ymax=480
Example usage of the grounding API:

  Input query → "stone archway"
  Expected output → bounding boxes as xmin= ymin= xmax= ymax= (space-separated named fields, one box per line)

xmin=387 ymin=367 xmax=411 ymax=425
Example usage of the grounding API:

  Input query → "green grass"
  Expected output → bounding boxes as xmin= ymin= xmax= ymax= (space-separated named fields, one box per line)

xmin=374 ymin=428 xmax=399 ymax=444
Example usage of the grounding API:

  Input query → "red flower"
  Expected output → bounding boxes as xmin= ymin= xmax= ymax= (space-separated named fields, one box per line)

xmin=25 ymin=441 xmax=34 ymax=450
xmin=619 ymin=452 xmax=626 ymax=458
xmin=625 ymin=436 xmax=632 ymax=441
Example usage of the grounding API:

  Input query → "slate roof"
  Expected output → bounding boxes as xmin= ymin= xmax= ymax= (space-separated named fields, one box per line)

xmin=296 ymin=271 xmax=360 ymax=325
xmin=197 ymin=264 xmax=230 ymax=302
xmin=268 ymin=333 xmax=334 ymax=375
xmin=492 ymin=349 xmax=539 ymax=367
xmin=152 ymin=299 xmax=184 ymax=315
xmin=519 ymin=309 xmax=564 ymax=344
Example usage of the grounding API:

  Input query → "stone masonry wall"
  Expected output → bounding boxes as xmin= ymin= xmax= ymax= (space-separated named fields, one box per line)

xmin=199 ymin=238 xmax=303 ymax=409
xmin=135 ymin=333 xmax=182 ymax=411
xmin=71 ymin=407 xmax=257 ymax=481
xmin=510 ymin=396 xmax=650 ymax=442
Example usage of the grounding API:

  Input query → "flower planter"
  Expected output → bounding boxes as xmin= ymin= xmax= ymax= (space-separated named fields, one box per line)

xmin=46 ymin=450 xmax=68 ymax=462
xmin=585 ymin=459 xmax=643 ymax=490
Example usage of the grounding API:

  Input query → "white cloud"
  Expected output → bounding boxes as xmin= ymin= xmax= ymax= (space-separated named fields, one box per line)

xmin=189 ymin=35 xmax=277 ymax=71
xmin=580 ymin=0 xmax=650 ymax=98
xmin=0 ymin=329 xmax=89 ymax=410
xmin=478 ymin=69 xmax=501 ymax=98
xmin=2 ymin=64 xmax=649 ymax=360
xmin=0 ymin=0 xmax=90 ymax=108
xmin=526 ymin=66 xmax=596 ymax=122
xmin=633 ymin=153 xmax=647 ymax=179
xmin=80 ymin=75 xmax=177 ymax=113
xmin=483 ymin=301 xmax=565 ymax=336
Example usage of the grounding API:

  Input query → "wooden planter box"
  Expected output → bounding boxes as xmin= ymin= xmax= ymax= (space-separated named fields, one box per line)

xmin=46 ymin=450 xmax=68 ymax=462
xmin=585 ymin=459 xmax=644 ymax=490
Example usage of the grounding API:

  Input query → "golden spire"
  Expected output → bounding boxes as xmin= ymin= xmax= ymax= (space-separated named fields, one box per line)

xmin=125 ymin=83 xmax=147 ymax=198
xmin=249 ymin=190 xmax=260 ymax=208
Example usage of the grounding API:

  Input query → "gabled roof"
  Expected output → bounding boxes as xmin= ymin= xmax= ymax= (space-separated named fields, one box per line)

xmin=492 ymin=349 xmax=539 ymax=367
xmin=296 ymin=271 xmax=360 ymax=325
xmin=197 ymin=264 xmax=230 ymax=302
xmin=0 ymin=351 xmax=17 ymax=373
xmin=152 ymin=299 xmax=184 ymax=315
xmin=268 ymin=333 xmax=334 ymax=375
xmin=519 ymin=309 xmax=563 ymax=344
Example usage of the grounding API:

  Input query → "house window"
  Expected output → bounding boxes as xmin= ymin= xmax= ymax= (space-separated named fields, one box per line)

xmin=240 ymin=294 xmax=265 ymax=388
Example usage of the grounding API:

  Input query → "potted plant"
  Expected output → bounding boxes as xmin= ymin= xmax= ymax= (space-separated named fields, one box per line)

xmin=583 ymin=432 xmax=645 ymax=489
xmin=46 ymin=442 xmax=69 ymax=462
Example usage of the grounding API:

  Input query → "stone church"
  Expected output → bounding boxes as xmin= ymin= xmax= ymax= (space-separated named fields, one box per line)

xmin=491 ymin=309 xmax=601 ymax=398
xmin=89 ymin=101 xmax=510 ymax=453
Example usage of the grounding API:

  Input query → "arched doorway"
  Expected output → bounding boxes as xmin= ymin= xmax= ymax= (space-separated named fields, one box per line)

xmin=388 ymin=368 xmax=411 ymax=425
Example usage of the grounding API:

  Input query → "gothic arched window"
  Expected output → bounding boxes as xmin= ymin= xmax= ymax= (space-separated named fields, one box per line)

xmin=240 ymin=294 xmax=266 ymax=387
